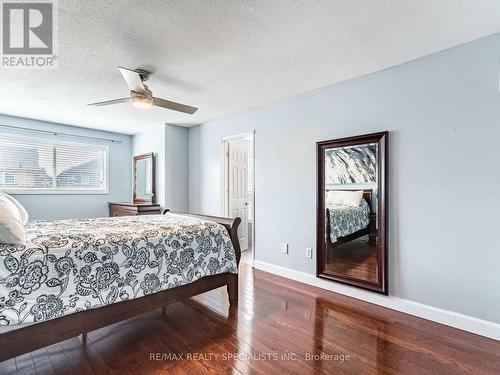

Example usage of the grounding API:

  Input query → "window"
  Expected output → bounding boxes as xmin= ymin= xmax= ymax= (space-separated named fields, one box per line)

xmin=0 ymin=172 xmax=16 ymax=185
xmin=0 ymin=137 xmax=108 ymax=193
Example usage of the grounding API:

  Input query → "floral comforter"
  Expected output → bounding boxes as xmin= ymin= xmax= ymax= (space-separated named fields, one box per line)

xmin=0 ymin=213 xmax=237 ymax=330
xmin=327 ymin=199 xmax=370 ymax=243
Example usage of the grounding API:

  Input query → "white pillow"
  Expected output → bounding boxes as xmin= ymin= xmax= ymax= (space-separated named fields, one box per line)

xmin=1 ymin=193 xmax=28 ymax=225
xmin=326 ymin=190 xmax=364 ymax=207
xmin=0 ymin=195 xmax=26 ymax=245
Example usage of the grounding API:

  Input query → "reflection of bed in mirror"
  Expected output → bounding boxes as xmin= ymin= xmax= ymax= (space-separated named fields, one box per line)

xmin=325 ymin=189 xmax=376 ymax=247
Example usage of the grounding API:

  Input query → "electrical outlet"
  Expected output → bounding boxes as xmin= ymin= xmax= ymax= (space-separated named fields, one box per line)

xmin=306 ymin=248 xmax=313 ymax=259
xmin=281 ymin=243 xmax=288 ymax=254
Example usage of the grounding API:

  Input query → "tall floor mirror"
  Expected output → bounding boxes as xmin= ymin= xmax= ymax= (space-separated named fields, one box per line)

xmin=316 ymin=132 xmax=388 ymax=294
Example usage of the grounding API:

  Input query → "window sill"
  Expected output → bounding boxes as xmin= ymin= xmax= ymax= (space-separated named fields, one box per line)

xmin=3 ymin=190 xmax=109 ymax=195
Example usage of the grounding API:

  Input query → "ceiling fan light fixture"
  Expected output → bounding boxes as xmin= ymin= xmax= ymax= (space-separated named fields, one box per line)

xmin=131 ymin=96 xmax=153 ymax=109
xmin=88 ymin=66 xmax=198 ymax=114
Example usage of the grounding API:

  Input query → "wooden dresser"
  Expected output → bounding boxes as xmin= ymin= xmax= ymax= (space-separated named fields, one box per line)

xmin=108 ymin=202 xmax=161 ymax=217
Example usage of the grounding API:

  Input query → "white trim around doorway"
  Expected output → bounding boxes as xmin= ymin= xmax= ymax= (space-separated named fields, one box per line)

xmin=221 ymin=131 xmax=255 ymax=267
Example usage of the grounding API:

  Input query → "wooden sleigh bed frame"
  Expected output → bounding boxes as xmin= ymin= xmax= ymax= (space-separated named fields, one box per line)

xmin=0 ymin=210 xmax=241 ymax=363
xmin=326 ymin=189 xmax=375 ymax=248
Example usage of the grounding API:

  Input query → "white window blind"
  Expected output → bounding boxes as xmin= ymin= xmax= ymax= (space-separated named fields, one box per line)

xmin=0 ymin=137 xmax=108 ymax=193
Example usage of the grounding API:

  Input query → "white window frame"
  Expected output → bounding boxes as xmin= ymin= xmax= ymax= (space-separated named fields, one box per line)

xmin=0 ymin=136 xmax=109 ymax=195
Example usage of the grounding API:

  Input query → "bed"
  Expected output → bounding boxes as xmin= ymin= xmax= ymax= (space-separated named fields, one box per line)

xmin=326 ymin=189 xmax=374 ymax=246
xmin=0 ymin=210 xmax=241 ymax=362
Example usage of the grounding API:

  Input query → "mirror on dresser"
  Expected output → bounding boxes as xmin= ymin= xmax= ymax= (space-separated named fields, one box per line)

xmin=316 ymin=132 xmax=388 ymax=294
xmin=134 ymin=152 xmax=155 ymax=204
xmin=108 ymin=153 xmax=159 ymax=217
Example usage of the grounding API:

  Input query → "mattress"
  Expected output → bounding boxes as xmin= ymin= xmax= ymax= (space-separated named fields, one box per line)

xmin=0 ymin=213 xmax=237 ymax=332
xmin=327 ymin=198 xmax=370 ymax=243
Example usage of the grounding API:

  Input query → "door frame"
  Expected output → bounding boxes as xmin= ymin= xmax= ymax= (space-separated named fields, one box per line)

xmin=221 ymin=131 xmax=255 ymax=266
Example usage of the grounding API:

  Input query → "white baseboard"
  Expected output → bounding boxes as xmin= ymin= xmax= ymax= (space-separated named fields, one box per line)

xmin=253 ymin=260 xmax=500 ymax=341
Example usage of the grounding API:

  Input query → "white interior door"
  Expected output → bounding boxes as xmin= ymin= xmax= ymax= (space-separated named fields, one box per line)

xmin=228 ymin=139 xmax=249 ymax=251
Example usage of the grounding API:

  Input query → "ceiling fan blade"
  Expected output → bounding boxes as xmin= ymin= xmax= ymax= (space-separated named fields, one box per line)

xmin=118 ymin=66 xmax=146 ymax=94
xmin=88 ymin=98 xmax=130 ymax=106
xmin=153 ymin=97 xmax=198 ymax=114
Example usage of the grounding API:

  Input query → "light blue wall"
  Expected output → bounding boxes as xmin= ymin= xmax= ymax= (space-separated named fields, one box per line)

xmin=189 ymin=33 xmax=500 ymax=323
xmin=132 ymin=123 xmax=189 ymax=211
xmin=165 ymin=124 xmax=189 ymax=212
xmin=0 ymin=115 xmax=132 ymax=220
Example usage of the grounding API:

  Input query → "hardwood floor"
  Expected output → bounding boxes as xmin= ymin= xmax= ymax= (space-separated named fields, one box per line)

xmin=325 ymin=236 xmax=378 ymax=282
xmin=2 ymin=264 xmax=499 ymax=374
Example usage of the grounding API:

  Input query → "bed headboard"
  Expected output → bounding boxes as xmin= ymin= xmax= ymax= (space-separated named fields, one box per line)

xmin=326 ymin=188 xmax=373 ymax=209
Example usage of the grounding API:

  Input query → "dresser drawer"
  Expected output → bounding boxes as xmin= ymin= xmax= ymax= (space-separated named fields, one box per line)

xmin=108 ymin=203 xmax=161 ymax=217
xmin=110 ymin=207 xmax=138 ymax=217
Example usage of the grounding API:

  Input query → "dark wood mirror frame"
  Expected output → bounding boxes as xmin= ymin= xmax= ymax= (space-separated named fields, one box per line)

xmin=316 ymin=131 xmax=388 ymax=295
xmin=133 ymin=152 xmax=155 ymax=204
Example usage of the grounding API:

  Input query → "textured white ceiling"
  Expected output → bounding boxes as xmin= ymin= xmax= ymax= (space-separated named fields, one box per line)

xmin=1 ymin=0 xmax=500 ymax=134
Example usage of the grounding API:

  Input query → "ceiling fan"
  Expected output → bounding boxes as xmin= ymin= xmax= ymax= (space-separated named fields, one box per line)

xmin=88 ymin=67 xmax=198 ymax=114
